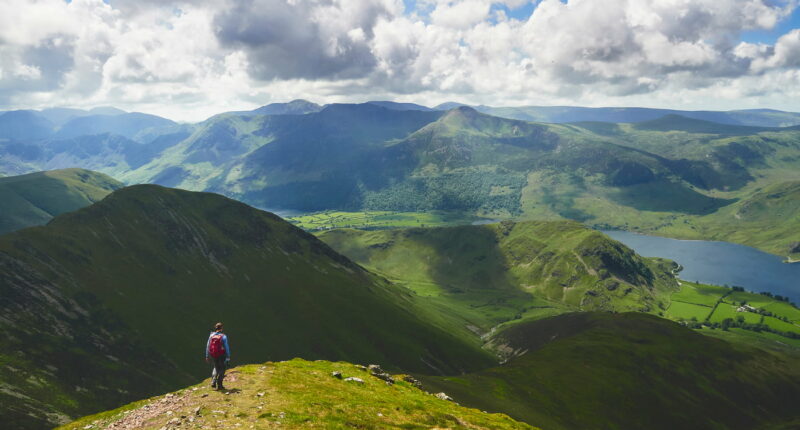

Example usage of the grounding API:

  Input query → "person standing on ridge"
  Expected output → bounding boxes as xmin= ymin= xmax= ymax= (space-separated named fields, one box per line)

xmin=205 ymin=322 xmax=231 ymax=390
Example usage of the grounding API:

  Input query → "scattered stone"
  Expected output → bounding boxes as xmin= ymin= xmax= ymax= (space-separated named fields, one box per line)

xmin=344 ymin=377 xmax=364 ymax=384
xmin=377 ymin=412 xmax=383 ymax=417
xmin=192 ymin=387 xmax=198 ymax=391
xmin=201 ymin=393 xmax=209 ymax=398
xmin=435 ymin=392 xmax=454 ymax=402
xmin=367 ymin=365 xmax=395 ymax=385
xmin=211 ymin=410 xmax=225 ymax=414
xmin=355 ymin=365 xmax=367 ymax=371
xmin=279 ymin=412 xmax=286 ymax=419
xmin=168 ymin=417 xmax=181 ymax=425
xmin=257 ymin=392 xmax=265 ymax=397
xmin=331 ymin=371 xmax=343 ymax=379
xmin=83 ymin=425 xmax=94 ymax=429
xmin=194 ymin=407 xmax=202 ymax=416
xmin=165 ymin=411 xmax=173 ymax=416
xmin=402 ymin=375 xmax=423 ymax=389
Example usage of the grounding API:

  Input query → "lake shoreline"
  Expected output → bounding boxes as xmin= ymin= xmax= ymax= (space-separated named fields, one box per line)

xmin=602 ymin=230 xmax=800 ymax=304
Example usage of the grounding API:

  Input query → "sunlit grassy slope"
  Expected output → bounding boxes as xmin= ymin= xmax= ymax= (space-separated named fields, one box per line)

xmin=319 ymin=221 xmax=679 ymax=331
xmin=59 ymin=359 xmax=535 ymax=430
xmin=0 ymin=168 xmax=122 ymax=233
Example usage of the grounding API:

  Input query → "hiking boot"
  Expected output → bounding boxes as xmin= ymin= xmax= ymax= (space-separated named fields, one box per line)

xmin=211 ymin=382 xmax=217 ymax=389
xmin=217 ymin=385 xmax=227 ymax=391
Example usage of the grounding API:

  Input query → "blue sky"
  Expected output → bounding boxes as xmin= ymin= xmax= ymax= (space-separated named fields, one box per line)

xmin=743 ymin=6 xmax=800 ymax=42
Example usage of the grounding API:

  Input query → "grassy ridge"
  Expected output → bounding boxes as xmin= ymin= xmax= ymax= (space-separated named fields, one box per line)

xmin=0 ymin=168 xmax=122 ymax=234
xmin=421 ymin=312 xmax=800 ymax=430
xmin=59 ymin=359 xmax=534 ymax=430
xmin=0 ymin=185 xmax=494 ymax=429
xmin=319 ymin=221 xmax=679 ymax=331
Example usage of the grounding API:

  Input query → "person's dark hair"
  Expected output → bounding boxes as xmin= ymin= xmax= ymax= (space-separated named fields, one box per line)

xmin=214 ymin=322 xmax=223 ymax=331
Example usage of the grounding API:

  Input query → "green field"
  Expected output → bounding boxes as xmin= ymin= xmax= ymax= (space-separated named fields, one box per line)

xmin=666 ymin=300 xmax=713 ymax=321
xmin=762 ymin=301 xmax=800 ymax=322
xmin=763 ymin=316 xmax=800 ymax=335
xmin=288 ymin=210 xmax=480 ymax=231
xmin=669 ymin=282 xmax=728 ymax=306
xmin=665 ymin=283 xmax=800 ymax=341
xmin=709 ymin=303 xmax=763 ymax=324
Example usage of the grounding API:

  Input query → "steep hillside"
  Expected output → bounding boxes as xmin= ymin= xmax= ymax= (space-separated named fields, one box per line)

xmin=319 ymin=221 xmax=679 ymax=329
xmin=422 ymin=312 xmax=800 ymax=430
xmin=688 ymin=181 xmax=800 ymax=259
xmin=59 ymin=359 xmax=534 ymax=430
xmin=0 ymin=185 xmax=494 ymax=429
xmin=0 ymin=168 xmax=122 ymax=234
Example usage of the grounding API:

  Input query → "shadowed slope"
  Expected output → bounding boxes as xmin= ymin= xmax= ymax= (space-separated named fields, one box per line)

xmin=422 ymin=312 xmax=800 ymax=430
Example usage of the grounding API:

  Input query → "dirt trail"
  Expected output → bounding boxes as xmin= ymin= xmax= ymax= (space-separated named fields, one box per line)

xmin=100 ymin=372 xmax=241 ymax=430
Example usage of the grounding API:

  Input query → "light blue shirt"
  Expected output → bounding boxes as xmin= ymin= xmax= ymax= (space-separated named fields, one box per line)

xmin=205 ymin=331 xmax=230 ymax=359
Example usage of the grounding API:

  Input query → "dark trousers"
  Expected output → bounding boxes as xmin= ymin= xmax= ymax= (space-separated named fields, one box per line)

xmin=211 ymin=356 xmax=226 ymax=387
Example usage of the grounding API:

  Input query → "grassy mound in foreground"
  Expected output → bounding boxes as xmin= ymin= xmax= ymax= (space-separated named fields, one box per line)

xmin=59 ymin=359 xmax=534 ymax=430
xmin=421 ymin=312 xmax=800 ymax=430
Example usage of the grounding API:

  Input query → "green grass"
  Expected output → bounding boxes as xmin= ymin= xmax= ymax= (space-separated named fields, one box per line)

xmin=762 ymin=301 xmax=800 ymax=322
xmin=420 ymin=312 xmax=800 ymax=430
xmin=665 ymin=300 xmax=713 ymax=320
xmin=319 ymin=221 xmax=679 ymax=330
xmin=669 ymin=282 xmax=728 ymax=306
xmin=663 ymin=282 xmax=800 ymax=342
xmin=763 ymin=316 xmax=800 ymax=335
xmin=709 ymin=302 xmax=763 ymax=324
xmin=288 ymin=210 xmax=478 ymax=231
xmin=59 ymin=359 xmax=534 ymax=430
xmin=0 ymin=168 xmax=122 ymax=234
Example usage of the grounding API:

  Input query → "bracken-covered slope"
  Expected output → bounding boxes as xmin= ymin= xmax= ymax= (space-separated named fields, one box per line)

xmin=687 ymin=181 xmax=800 ymax=259
xmin=421 ymin=312 xmax=800 ymax=430
xmin=0 ymin=185 xmax=494 ymax=429
xmin=57 ymin=359 xmax=535 ymax=430
xmin=319 ymin=221 xmax=679 ymax=330
xmin=0 ymin=168 xmax=122 ymax=234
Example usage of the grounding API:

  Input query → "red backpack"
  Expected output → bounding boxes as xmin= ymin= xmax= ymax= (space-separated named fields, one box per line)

xmin=208 ymin=333 xmax=226 ymax=358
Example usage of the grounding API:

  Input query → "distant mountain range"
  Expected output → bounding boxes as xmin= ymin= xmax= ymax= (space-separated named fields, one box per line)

xmin=2 ymin=100 xmax=800 ymax=257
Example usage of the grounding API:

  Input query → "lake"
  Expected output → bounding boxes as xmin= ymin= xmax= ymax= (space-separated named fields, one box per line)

xmin=603 ymin=230 xmax=800 ymax=304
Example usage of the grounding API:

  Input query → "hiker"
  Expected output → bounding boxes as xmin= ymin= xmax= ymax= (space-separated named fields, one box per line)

xmin=205 ymin=322 xmax=231 ymax=390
